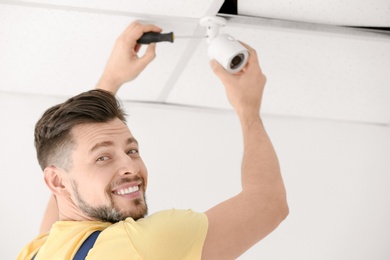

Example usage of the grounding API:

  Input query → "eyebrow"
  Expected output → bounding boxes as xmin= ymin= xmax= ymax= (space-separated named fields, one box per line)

xmin=89 ymin=137 xmax=138 ymax=154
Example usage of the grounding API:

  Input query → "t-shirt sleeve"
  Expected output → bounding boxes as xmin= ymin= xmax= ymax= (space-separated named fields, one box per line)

xmin=124 ymin=209 xmax=208 ymax=260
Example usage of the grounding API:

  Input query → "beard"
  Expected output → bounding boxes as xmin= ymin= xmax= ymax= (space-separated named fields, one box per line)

xmin=71 ymin=179 xmax=148 ymax=223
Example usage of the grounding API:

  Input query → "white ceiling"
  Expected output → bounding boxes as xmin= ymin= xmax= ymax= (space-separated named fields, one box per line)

xmin=239 ymin=0 xmax=390 ymax=26
xmin=1 ymin=0 xmax=389 ymax=125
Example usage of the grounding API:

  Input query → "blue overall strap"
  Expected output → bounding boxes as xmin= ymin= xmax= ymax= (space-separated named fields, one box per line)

xmin=73 ymin=231 xmax=102 ymax=260
xmin=31 ymin=231 xmax=101 ymax=260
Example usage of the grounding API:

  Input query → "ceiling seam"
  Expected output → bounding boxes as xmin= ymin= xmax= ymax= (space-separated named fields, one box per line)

xmin=155 ymin=0 xmax=224 ymax=102
xmin=156 ymin=25 xmax=205 ymax=102
xmin=1 ymin=89 xmax=387 ymax=127
xmin=123 ymin=100 xmax=390 ymax=127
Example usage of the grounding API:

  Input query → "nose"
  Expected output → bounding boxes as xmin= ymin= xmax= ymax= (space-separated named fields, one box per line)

xmin=117 ymin=153 xmax=140 ymax=176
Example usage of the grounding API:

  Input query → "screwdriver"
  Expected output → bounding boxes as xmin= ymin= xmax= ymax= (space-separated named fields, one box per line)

xmin=136 ymin=32 xmax=206 ymax=44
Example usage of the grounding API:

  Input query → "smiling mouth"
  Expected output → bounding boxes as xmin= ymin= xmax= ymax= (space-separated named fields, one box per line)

xmin=112 ymin=185 xmax=140 ymax=195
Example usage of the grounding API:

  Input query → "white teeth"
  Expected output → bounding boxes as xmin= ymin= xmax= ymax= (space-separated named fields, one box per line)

xmin=114 ymin=185 xmax=139 ymax=195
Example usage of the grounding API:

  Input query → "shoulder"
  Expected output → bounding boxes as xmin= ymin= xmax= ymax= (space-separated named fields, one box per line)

xmin=119 ymin=210 xmax=208 ymax=259
xmin=133 ymin=209 xmax=208 ymax=229
xmin=116 ymin=209 xmax=209 ymax=242
xmin=17 ymin=233 xmax=48 ymax=260
xmin=147 ymin=209 xmax=207 ymax=221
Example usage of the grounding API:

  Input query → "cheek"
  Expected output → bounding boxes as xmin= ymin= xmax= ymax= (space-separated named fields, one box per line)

xmin=70 ymin=173 xmax=112 ymax=202
xmin=143 ymin=174 xmax=148 ymax=192
xmin=139 ymin=161 xmax=148 ymax=189
xmin=83 ymin=182 xmax=113 ymax=205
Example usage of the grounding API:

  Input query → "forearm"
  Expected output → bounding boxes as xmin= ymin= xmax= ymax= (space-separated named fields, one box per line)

xmin=96 ymin=75 xmax=121 ymax=94
xmin=238 ymin=113 xmax=288 ymax=243
xmin=202 ymin=42 xmax=288 ymax=260
xmin=239 ymin=114 xmax=285 ymax=200
xmin=202 ymin=114 xmax=288 ymax=259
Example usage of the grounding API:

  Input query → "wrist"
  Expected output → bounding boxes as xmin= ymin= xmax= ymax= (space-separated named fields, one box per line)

xmin=96 ymin=75 xmax=121 ymax=94
xmin=235 ymin=103 xmax=261 ymax=119
xmin=237 ymin=109 xmax=261 ymax=127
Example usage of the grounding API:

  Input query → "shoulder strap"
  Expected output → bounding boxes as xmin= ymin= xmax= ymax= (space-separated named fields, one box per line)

xmin=31 ymin=230 xmax=102 ymax=260
xmin=73 ymin=230 xmax=102 ymax=260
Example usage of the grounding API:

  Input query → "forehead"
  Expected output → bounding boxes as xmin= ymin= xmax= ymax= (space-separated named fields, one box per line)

xmin=71 ymin=118 xmax=134 ymax=149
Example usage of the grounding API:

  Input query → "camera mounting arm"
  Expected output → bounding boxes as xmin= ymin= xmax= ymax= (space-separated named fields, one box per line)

xmin=200 ymin=16 xmax=227 ymax=44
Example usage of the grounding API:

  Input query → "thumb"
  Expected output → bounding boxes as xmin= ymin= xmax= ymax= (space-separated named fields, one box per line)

xmin=210 ymin=59 xmax=233 ymax=84
xmin=144 ymin=42 xmax=157 ymax=61
xmin=137 ymin=43 xmax=157 ymax=70
xmin=210 ymin=59 xmax=229 ymax=79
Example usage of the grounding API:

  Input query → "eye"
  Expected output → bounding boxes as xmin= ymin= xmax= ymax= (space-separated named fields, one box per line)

xmin=96 ymin=156 xmax=110 ymax=162
xmin=127 ymin=149 xmax=139 ymax=155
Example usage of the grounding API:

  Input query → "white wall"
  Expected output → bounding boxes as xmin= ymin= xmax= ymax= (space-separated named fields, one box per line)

xmin=1 ymin=91 xmax=389 ymax=259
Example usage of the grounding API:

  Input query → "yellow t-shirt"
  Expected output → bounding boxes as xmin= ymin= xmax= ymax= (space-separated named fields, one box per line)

xmin=18 ymin=209 xmax=208 ymax=260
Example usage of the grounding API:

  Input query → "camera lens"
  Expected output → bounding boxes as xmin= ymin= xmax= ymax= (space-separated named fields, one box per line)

xmin=230 ymin=53 xmax=244 ymax=70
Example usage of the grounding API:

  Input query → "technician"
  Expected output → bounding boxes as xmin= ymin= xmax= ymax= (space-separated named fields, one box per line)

xmin=18 ymin=21 xmax=288 ymax=259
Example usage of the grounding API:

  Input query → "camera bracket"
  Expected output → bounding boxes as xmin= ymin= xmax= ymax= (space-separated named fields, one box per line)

xmin=199 ymin=16 xmax=227 ymax=44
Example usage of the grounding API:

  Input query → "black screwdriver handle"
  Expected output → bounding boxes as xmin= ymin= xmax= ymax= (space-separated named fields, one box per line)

xmin=136 ymin=32 xmax=174 ymax=44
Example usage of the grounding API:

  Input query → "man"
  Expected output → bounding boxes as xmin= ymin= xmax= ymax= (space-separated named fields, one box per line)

xmin=18 ymin=21 xmax=288 ymax=259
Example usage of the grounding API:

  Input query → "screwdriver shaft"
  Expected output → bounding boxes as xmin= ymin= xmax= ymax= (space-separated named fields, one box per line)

xmin=174 ymin=35 xmax=207 ymax=39
xmin=137 ymin=32 xmax=206 ymax=44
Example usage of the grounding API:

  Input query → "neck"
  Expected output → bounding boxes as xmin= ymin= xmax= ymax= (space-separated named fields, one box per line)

xmin=57 ymin=196 xmax=97 ymax=222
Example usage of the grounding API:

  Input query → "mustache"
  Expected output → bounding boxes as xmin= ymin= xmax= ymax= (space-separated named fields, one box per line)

xmin=110 ymin=176 xmax=144 ymax=189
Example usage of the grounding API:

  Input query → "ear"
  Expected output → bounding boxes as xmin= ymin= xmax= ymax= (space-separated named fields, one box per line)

xmin=44 ymin=166 xmax=71 ymax=197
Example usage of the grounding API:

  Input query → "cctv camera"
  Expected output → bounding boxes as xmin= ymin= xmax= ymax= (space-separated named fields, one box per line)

xmin=200 ymin=16 xmax=249 ymax=74
xmin=207 ymin=34 xmax=249 ymax=74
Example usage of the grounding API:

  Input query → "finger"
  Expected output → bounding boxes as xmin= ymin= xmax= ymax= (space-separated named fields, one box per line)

xmin=143 ymin=42 xmax=157 ymax=61
xmin=239 ymin=41 xmax=258 ymax=62
xmin=140 ymin=23 xmax=163 ymax=33
xmin=121 ymin=21 xmax=141 ymax=38
xmin=239 ymin=41 xmax=262 ymax=73
xmin=136 ymin=43 xmax=157 ymax=69
xmin=239 ymin=41 xmax=254 ymax=53
xmin=134 ymin=44 xmax=141 ymax=53
xmin=210 ymin=59 xmax=230 ymax=80
xmin=133 ymin=22 xmax=162 ymax=39
xmin=122 ymin=21 xmax=163 ymax=45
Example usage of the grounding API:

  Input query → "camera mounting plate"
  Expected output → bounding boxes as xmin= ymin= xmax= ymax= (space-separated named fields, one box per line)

xmin=200 ymin=16 xmax=227 ymax=43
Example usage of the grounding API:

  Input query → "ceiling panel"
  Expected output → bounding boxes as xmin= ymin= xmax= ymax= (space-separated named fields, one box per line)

xmin=238 ymin=0 xmax=390 ymax=27
xmin=1 ymin=1 xmax=389 ymax=126
xmin=0 ymin=3 xmax=198 ymax=100
xmin=13 ymin=0 xmax=224 ymax=19
xmin=167 ymin=16 xmax=390 ymax=124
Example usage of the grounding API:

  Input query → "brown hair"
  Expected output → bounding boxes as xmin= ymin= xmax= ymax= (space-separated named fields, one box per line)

xmin=34 ymin=89 xmax=127 ymax=171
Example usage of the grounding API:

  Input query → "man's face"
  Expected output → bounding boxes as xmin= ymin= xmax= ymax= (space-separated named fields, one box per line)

xmin=64 ymin=118 xmax=148 ymax=222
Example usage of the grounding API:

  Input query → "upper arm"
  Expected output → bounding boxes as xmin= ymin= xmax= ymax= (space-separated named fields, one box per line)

xmin=127 ymin=210 xmax=208 ymax=259
xmin=39 ymin=195 xmax=59 ymax=234
xmin=202 ymin=192 xmax=288 ymax=260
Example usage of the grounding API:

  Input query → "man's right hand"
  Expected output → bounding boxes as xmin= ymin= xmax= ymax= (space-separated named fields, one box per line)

xmin=96 ymin=21 xmax=162 ymax=94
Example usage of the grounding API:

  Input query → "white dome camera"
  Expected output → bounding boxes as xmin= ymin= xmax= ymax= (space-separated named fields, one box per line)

xmin=200 ymin=16 xmax=249 ymax=74
xmin=208 ymin=34 xmax=249 ymax=74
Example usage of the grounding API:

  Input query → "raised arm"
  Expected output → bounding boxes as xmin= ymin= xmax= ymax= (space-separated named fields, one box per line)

xmin=202 ymin=43 xmax=289 ymax=259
